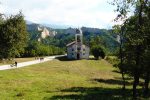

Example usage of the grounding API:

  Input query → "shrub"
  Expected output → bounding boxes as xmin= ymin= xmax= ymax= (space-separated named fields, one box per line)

xmin=91 ymin=46 xmax=106 ymax=60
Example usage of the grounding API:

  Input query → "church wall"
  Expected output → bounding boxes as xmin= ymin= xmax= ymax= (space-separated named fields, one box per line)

xmin=66 ymin=28 xmax=90 ymax=60
xmin=67 ymin=44 xmax=90 ymax=59
xmin=81 ymin=45 xmax=90 ymax=59
xmin=67 ymin=44 xmax=77 ymax=59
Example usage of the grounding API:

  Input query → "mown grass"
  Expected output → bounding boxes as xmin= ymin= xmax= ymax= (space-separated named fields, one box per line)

xmin=0 ymin=57 xmax=146 ymax=100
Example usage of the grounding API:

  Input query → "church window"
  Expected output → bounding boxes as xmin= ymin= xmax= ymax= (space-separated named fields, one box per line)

xmin=77 ymin=35 xmax=81 ymax=42
xmin=77 ymin=47 xmax=81 ymax=51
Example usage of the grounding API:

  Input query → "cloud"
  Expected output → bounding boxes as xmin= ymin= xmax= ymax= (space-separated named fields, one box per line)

xmin=0 ymin=0 xmax=117 ymax=28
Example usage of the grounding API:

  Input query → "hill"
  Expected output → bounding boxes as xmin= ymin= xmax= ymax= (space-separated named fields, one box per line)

xmin=26 ymin=21 xmax=119 ymax=54
xmin=26 ymin=23 xmax=57 ymax=41
xmin=54 ymin=27 xmax=119 ymax=54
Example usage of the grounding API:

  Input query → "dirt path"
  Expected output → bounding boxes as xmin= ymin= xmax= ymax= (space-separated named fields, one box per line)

xmin=0 ymin=55 xmax=64 ymax=71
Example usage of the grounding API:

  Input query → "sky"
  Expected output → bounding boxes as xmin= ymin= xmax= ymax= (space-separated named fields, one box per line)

xmin=0 ymin=0 xmax=118 ymax=29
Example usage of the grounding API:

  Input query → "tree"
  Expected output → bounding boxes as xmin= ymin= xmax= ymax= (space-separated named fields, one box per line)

xmin=113 ymin=24 xmax=127 ymax=90
xmin=123 ymin=3 xmax=150 ymax=97
xmin=91 ymin=46 xmax=105 ymax=60
xmin=23 ymin=41 xmax=65 ymax=57
xmin=112 ymin=0 xmax=150 ymax=98
xmin=142 ymin=48 xmax=150 ymax=96
xmin=0 ymin=14 xmax=4 ymax=24
xmin=0 ymin=12 xmax=28 ymax=59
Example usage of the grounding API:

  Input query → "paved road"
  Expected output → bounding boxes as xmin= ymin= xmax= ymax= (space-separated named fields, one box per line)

xmin=0 ymin=55 xmax=65 ymax=71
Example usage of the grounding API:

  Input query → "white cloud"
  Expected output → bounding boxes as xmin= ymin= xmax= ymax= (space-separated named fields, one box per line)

xmin=0 ymin=0 xmax=117 ymax=28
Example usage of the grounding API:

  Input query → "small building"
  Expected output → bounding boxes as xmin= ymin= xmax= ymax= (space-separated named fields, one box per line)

xmin=66 ymin=28 xmax=90 ymax=59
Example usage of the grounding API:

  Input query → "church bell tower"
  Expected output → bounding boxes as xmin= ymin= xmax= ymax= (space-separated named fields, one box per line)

xmin=75 ymin=28 xmax=83 ymax=59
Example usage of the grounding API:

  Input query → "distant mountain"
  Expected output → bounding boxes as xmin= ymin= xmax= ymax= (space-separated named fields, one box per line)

xmin=65 ymin=27 xmax=110 ymax=35
xmin=54 ymin=27 xmax=119 ymax=54
xmin=43 ymin=23 xmax=73 ymax=29
xmin=26 ymin=21 xmax=57 ymax=41
xmin=25 ymin=20 xmax=35 ymax=25
xmin=26 ymin=23 xmax=39 ymax=31
xmin=25 ymin=20 xmax=119 ymax=54
xmin=81 ymin=27 xmax=103 ymax=34
xmin=26 ymin=23 xmax=53 ymax=31
xmin=25 ymin=20 xmax=75 ymax=29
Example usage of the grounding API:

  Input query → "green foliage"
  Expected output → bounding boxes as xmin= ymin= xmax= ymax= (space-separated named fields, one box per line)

xmin=0 ymin=14 xmax=4 ymax=24
xmin=23 ymin=41 xmax=65 ymax=57
xmin=91 ymin=46 xmax=106 ymax=60
xmin=105 ymin=56 xmax=119 ymax=65
xmin=0 ymin=12 xmax=28 ymax=59
xmin=27 ymin=26 xmax=119 ymax=55
xmin=112 ymin=0 xmax=150 ymax=97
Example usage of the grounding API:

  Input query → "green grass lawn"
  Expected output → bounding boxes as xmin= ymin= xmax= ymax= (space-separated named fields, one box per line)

xmin=0 ymin=58 xmax=142 ymax=100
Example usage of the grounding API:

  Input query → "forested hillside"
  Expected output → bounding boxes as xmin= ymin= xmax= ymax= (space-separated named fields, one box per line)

xmin=27 ymin=23 xmax=119 ymax=55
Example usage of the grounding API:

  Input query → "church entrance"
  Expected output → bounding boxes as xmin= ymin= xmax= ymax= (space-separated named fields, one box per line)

xmin=77 ymin=53 xmax=80 ymax=60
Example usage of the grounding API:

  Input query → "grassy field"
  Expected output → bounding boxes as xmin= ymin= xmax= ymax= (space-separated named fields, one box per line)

xmin=0 ymin=57 xmax=143 ymax=100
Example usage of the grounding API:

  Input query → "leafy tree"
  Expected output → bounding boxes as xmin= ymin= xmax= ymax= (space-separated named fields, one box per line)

xmin=0 ymin=13 xmax=4 ymax=24
xmin=112 ymin=0 xmax=150 ymax=98
xmin=0 ymin=12 xmax=28 ymax=59
xmin=23 ymin=41 xmax=65 ymax=57
xmin=113 ymin=24 xmax=127 ymax=90
xmin=91 ymin=46 xmax=105 ymax=60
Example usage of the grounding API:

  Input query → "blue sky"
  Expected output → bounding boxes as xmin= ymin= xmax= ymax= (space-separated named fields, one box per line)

xmin=0 ymin=0 xmax=118 ymax=28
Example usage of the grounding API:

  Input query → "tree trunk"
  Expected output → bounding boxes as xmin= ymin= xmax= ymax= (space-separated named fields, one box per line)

xmin=121 ymin=71 xmax=126 ymax=90
xmin=132 ymin=0 xmax=144 ymax=98
xmin=133 ymin=72 xmax=140 ymax=99
xmin=144 ymin=72 xmax=150 ymax=96
xmin=120 ymin=26 xmax=126 ymax=90
xmin=133 ymin=43 xmax=141 ymax=98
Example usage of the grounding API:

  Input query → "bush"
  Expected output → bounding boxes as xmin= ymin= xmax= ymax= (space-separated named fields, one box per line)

xmin=23 ymin=41 xmax=65 ymax=57
xmin=105 ymin=56 xmax=119 ymax=65
xmin=91 ymin=46 xmax=106 ymax=60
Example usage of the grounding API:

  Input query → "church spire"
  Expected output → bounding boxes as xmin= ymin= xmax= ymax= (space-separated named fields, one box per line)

xmin=75 ymin=28 xmax=83 ymax=45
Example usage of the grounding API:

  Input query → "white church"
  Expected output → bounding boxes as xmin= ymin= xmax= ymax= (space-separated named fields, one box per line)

xmin=66 ymin=28 xmax=90 ymax=59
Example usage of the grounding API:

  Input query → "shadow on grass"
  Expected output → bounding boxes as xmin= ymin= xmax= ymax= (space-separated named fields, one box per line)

xmin=46 ymin=87 xmax=132 ymax=100
xmin=114 ymin=77 xmax=133 ymax=81
xmin=112 ymin=70 xmax=121 ymax=74
xmin=92 ymin=78 xmax=132 ymax=86
xmin=55 ymin=56 xmax=76 ymax=61
xmin=55 ymin=56 xmax=97 ymax=61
